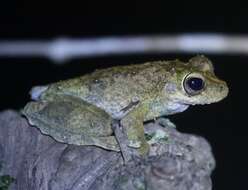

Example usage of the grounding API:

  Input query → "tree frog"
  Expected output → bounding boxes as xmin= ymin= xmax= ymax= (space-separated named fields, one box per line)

xmin=22 ymin=55 xmax=228 ymax=155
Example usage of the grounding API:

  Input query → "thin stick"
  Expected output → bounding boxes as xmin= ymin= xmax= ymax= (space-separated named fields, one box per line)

xmin=0 ymin=34 xmax=248 ymax=63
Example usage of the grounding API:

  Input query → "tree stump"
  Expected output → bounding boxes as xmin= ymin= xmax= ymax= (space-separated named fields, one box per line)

xmin=0 ymin=110 xmax=215 ymax=190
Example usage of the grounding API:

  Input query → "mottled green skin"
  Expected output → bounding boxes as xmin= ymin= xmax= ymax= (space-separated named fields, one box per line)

xmin=22 ymin=55 xmax=228 ymax=154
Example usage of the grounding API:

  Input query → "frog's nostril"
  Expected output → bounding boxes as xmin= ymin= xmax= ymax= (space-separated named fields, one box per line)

xmin=219 ymin=83 xmax=229 ymax=97
xmin=220 ymin=85 xmax=224 ymax=90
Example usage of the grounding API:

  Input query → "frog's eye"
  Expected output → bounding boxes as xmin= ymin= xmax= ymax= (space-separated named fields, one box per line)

xmin=183 ymin=74 xmax=205 ymax=95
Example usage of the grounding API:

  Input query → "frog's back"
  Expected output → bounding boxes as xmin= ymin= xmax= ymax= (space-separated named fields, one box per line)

xmin=43 ymin=62 xmax=169 ymax=118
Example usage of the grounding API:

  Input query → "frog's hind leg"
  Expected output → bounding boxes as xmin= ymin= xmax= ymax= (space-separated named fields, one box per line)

xmin=24 ymin=113 xmax=120 ymax=151
xmin=43 ymin=123 xmax=120 ymax=151
xmin=22 ymin=96 xmax=120 ymax=151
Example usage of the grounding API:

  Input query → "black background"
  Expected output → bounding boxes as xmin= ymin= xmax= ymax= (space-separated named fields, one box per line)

xmin=0 ymin=1 xmax=247 ymax=190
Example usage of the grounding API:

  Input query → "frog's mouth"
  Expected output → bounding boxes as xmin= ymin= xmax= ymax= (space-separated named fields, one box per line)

xmin=179 ymin=98 xmax=225 ymax=106
xmin=180 ymin=101 xmax=215 ymax=106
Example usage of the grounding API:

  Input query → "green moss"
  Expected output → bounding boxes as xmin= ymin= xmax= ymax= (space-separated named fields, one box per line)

xmin=145 ymin=133 xmax=155 ymax=141
xmin=0 ymin=175 xmax=15 ymax=190
xmin=133 ymin=179 xmax=145 ymax=190
xmin=118 ymin=176 xmax=129 ymax=184
xmin=0 ymin=162 xmax=15 ymax=190
xmin=158 ymin=136 xmax=169 ymax=143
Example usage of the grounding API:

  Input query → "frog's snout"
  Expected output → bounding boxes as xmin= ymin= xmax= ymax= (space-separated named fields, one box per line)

xmin=218 ymin=81 xmax=229 ymax=99
xmin=209 ymin=80 xmax=229 ymax=104
xmin=194 ymin=80 xmax=229 ymax=105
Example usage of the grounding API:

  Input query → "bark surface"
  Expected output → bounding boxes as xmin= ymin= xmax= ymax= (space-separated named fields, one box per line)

xmin=0 ymin=110 xmax=215 ymax=190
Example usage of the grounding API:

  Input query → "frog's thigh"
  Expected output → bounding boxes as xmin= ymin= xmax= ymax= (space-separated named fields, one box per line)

xmin=66 ymin=100 xmax=120 ymax=151
xmin=67 ymin=99 xmax=114 ymax=136
xmin=120 ymin=106 xmax=149 ymax=155
xmin=23 ymin=98 xmax=119 ymax=151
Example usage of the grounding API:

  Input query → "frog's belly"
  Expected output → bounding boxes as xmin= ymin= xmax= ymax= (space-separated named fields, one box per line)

xmin=145 ymin=101 xmax=189 ymax=121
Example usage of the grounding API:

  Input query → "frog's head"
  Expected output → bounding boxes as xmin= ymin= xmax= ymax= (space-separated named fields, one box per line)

xmin=165 ymin=55 xmax=229 ymax=106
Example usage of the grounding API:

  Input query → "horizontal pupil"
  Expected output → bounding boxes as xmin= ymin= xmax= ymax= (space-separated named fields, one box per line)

xmin=187 ymin=78 xmax=203 ymax=91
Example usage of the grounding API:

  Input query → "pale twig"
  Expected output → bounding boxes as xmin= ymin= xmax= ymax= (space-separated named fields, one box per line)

xmin=0 ymin=34 xmax=248 ymax=63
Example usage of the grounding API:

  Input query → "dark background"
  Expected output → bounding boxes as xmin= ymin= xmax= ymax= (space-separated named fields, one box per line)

xmin=0 ymin=1 xmax=247 ymax=190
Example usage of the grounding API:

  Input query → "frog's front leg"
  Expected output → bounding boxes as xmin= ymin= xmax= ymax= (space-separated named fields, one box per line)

xmin=120 ymin=105 xmax=150 ymax=156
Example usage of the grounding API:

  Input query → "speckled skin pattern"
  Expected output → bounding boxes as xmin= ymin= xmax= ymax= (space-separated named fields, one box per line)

xmin=22 ymin=55 xmax=228 ymax=154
